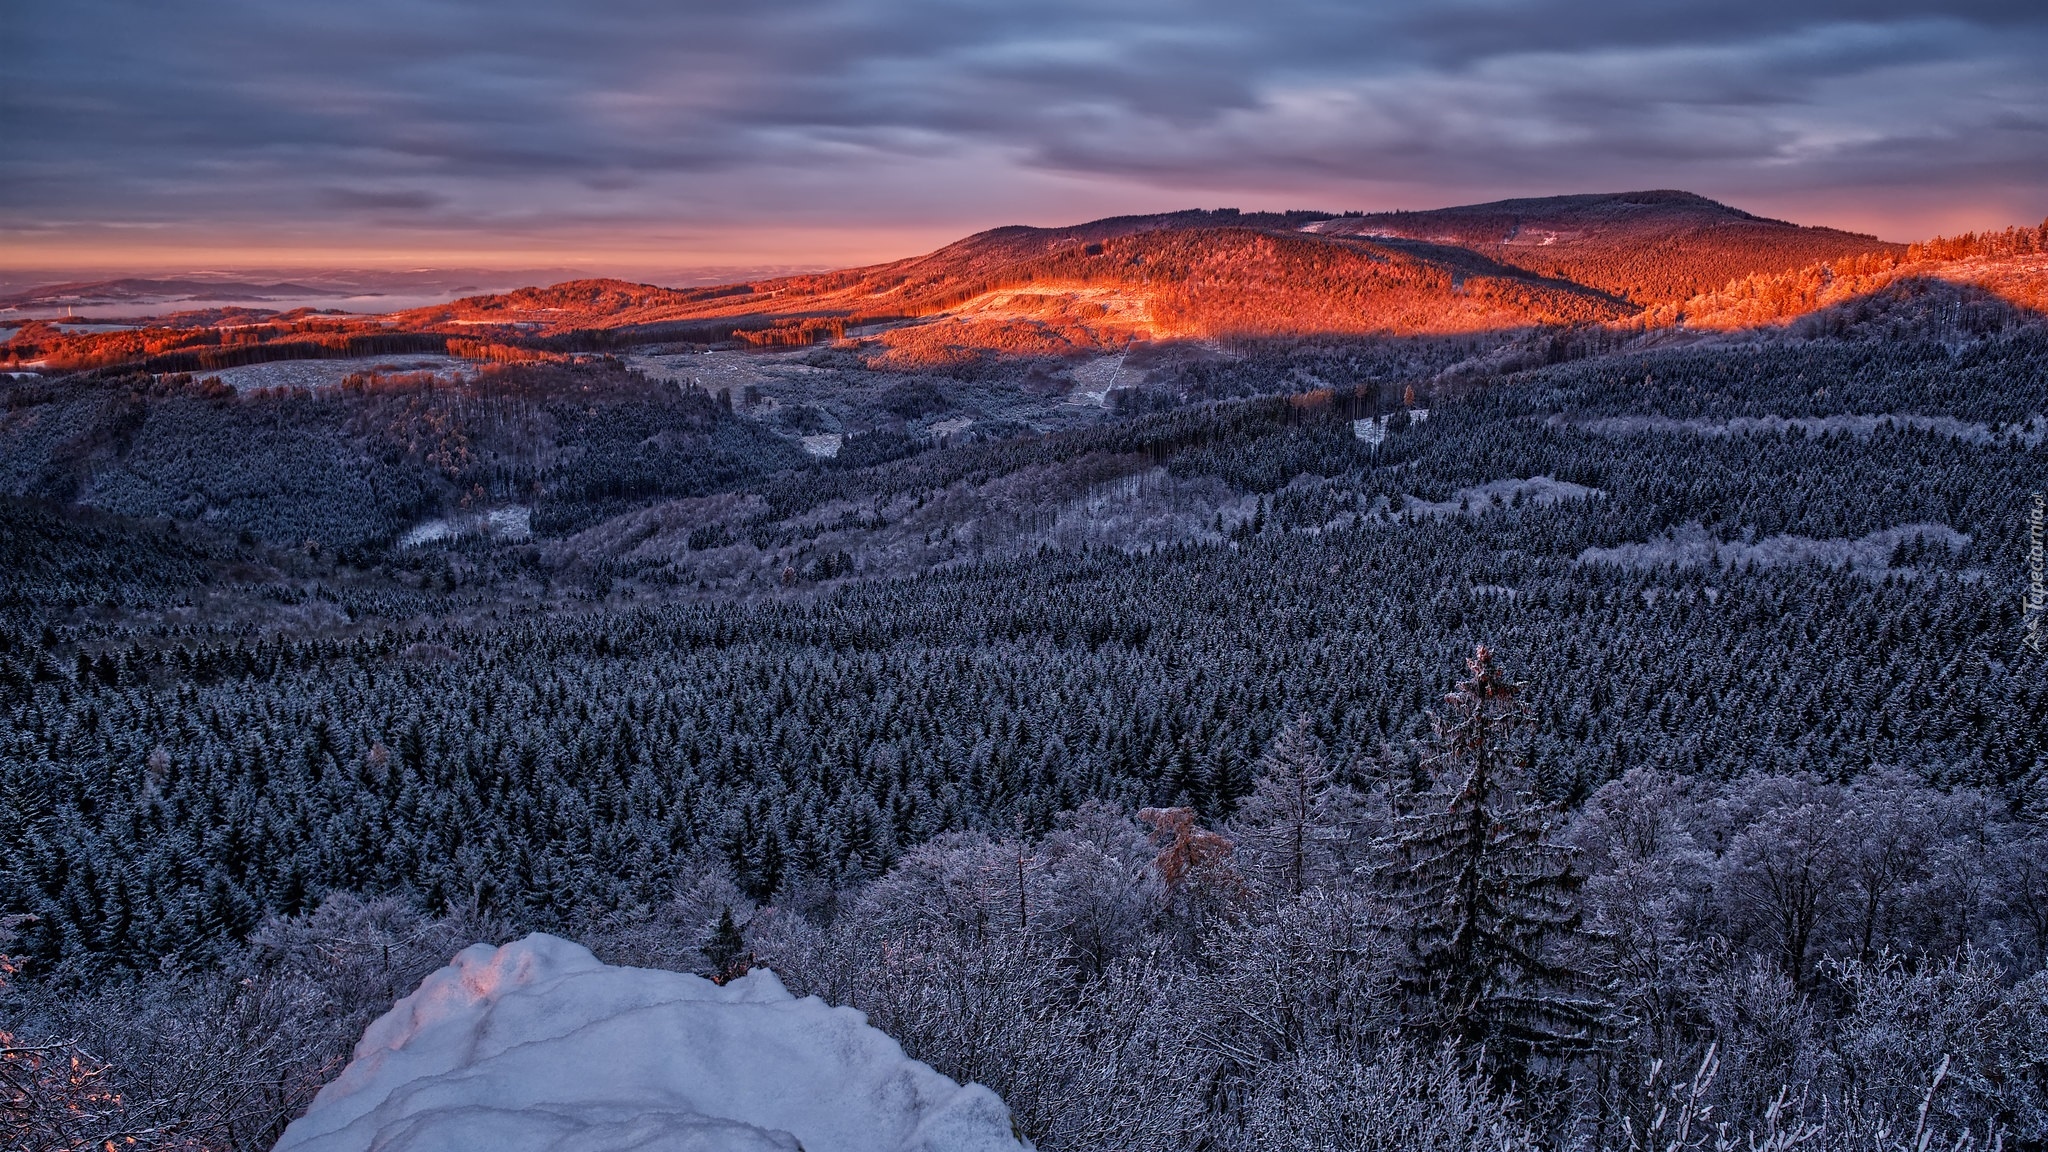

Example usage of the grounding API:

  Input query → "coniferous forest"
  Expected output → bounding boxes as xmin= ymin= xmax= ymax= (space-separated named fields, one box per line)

xmin=4 ymin=296 xmax=2048 ymax=1150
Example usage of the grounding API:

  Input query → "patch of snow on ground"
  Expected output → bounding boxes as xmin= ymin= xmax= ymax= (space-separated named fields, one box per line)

xmin=1577 ymin=521 xmax=1968 ymax=572
xmin=1400 ymin=476 xmax=1600 ymax=519
xmin=399 ymin=506 xmax=531 ymax=548
xmin=397 ymin=521 xmax=452 ymax=548
xmin=1066 ymin=352 xmax=1128 ymax=407
xmin=802 ymin=433 xmax=843 ymax=459
xmin=208 ymin=355 xmax=475 ymax=393
xmin=486 ymin=506 xmax=532 ymax=540
xmin=1353 ymin=410 xmax=1429 ymax=445
xmin=925 ymin=416 xmax=976 ymax=444
xmin=272 ymin=934 xmax=1031 ymax=1152
xmin=1557 ymin=413 xmax=2046 ymax=447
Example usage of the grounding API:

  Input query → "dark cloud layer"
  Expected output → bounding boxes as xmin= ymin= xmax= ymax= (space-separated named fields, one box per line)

xmin=4 ymin=0 xmax=2044 ymax=268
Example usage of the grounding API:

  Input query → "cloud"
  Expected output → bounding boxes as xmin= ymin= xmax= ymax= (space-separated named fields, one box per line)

xmin=3 ymin=0 xmax=2043 ymax=269
xmin=320 ymin=188 xmax=448 ymax=212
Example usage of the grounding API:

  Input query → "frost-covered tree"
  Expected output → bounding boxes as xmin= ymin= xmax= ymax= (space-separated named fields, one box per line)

xmin=1235 ymin=1043 xmax=1538 ymax=1152
xmin=1029 ymin=803 xmax=1158 ymax=977
xmin=1379 ymin=646 xmax=1607 ymax=1066
xmin=1569 ymin=769 xmax=1711 ymax=1055
xmin=1712 ymin=774 xmax=1850 ymax=989
xmin=1228 ymin=717 xmax=1363 ymax=897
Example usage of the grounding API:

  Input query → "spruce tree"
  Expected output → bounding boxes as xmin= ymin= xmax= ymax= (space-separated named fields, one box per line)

xmin=1378 ymin=645 xmax=1607 ymax=1070
xmin=1229 ymin=716 xmax=1359 ymax=897
xmin=702 ymin=905 xmax=750 ymax=984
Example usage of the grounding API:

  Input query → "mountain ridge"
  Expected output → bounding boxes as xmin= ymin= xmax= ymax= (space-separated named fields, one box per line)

xmin=9 ymin=193 xmax=2042 ymax=374
xmin=1306 ymin=190 xmax=1899 ymax=305
xmin=387 ymin=191 xmax=1899 ymax=350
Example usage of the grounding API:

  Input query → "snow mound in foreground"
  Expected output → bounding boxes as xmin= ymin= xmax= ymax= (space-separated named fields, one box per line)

xmin=273 ymin=933 xmax=1030 ymax=1152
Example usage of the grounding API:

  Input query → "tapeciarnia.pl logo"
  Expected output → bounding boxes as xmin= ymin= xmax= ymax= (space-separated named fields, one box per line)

xmin=2027 ymin=491 xmax=2045 ymax=653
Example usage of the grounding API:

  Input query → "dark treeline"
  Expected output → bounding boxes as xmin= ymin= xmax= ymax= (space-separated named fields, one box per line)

xmin=137 ymin=333 xmax=451 ymax=375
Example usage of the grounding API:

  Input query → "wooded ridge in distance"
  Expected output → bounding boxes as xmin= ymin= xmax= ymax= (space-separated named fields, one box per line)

xmin=17 ymin=190 xmax=2040 ymax=377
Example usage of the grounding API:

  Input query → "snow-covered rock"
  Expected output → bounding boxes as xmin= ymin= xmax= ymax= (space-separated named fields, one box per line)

xmin=273 ymin=933 xmax=1030 ymax=1152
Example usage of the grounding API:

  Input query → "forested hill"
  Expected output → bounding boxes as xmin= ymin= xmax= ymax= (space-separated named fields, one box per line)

xmin=390 ymin=221 xmax=1632 ymax=359
xmin=384 ymin=192 xmax=1887 ymax=345
xmin=9 ymin=197 xmax=2036 ymax=378
xmin=1309 ymin=189 xmax=1899 ymax=305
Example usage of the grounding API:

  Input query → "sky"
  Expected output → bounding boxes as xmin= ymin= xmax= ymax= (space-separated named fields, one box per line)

xmin=4 ymin=0 xmax=2046 ymax=279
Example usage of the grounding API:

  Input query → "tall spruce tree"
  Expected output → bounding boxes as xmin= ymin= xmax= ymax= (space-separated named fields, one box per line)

xmin=1379 ymin=645 xmax=1607 ymax=1070
xmin=1229 ymin=716 xmax=1360 ymax=897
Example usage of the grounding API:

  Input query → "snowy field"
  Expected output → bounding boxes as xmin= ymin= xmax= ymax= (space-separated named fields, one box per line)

xmin=399 ymin=506 xmax=532 ymax=549
xmin=1578 ymin=520 xmax=1970 ymax=573
xmin=207 ymin=354 xmax=475 ymax=393
xmin=1064 ymin=353 xmax=1128 ymax=406
xmin=1401 ymin=475 xmax=1598 ymax=519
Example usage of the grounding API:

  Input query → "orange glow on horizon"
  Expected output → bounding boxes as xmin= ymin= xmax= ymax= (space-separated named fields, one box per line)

xmin=0 ymin=225 xmax=964 ymax=281
xmin=4 ymin=194 xmax=2042 ymax=282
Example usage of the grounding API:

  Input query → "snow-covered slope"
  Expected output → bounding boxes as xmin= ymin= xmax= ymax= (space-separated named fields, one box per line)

xmin=272 ymin=934 xmax=1030 ymax=1152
